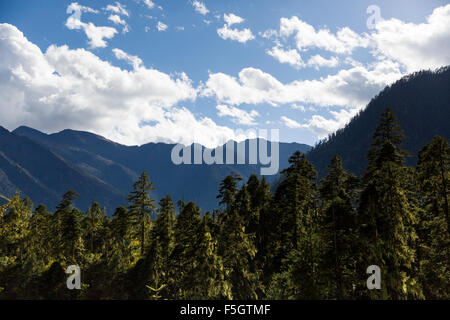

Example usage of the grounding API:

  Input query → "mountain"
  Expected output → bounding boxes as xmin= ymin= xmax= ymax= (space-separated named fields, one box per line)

xmin=0 ymin=127 xmax=125 ymax=211
xmin=1 ymin=126 xmax=311 ymax=212
xmin=307 ymin=66 xmax=450 ymax=177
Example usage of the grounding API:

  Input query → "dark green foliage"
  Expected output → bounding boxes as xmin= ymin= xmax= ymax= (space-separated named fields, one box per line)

xmin=416 ymin=136 xmax=450 ymax=299
xmin=0 ymin=110 xmax=448 ymax=300
xmin=356 ymin=108 xmax=421 ymax=299
xmin=127 ymin=171 xmax=156 ymax=256
xmin=318 ymin=155 xmax=359 ymax=299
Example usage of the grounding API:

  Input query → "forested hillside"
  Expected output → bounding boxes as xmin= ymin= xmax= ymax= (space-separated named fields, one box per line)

xmin=308 ymin=66 xmax=450 ymax=177
xmin=0 ymin=108 xmax=448 ymax=300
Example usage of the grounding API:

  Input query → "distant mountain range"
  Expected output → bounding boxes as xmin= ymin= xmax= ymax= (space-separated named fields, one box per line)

xmin=0 ymin=126 xmax=310 ymax=212
xmin=1 ymin=66 xmax=449 ymax=213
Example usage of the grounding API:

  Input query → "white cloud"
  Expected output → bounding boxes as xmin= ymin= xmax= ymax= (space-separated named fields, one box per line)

xmin=268 ymin=5 xmax=450 ymax=73
xmin=307 ymin=55 xmax=339 ymax=69
xmin=105 ymin=2 xmax=129 ymax=17
xmin=108 ymin=14 xmax=126 ymax=26
xmin=266 ymin=46 xmax=303 ymax=69
xmin=216 ymin=104 xmax=259 ymax=126
xmin=157 ymin=21 xmax=168 ymax=31
xmin=279 ymin=16 xmax=369 ymax=54
xmin=0 ymin=23 xmax=244 ymax=148
xmin=133 ymin=107 xmax=242 ymax=148
xmin=224 ymin=13 xmax=244 ymax=26
xmin=281 ymin=116 xmax=302 ymax=129
xmin=371 ymin=4 xmax=450 ymax=72
xmin=176 ymin=26 xmax=185 ymax=31
xmin=217 ymin=13 xmax=254 ymax=43
xmin=202 ymin=60 xmax=403 ymax=109
xmin=112 ymin=48 xmax=142 ymax=69
xmin=142 ymin=0 xmax=155 ymax=9
xmin=66 ymin=2 xmax=117 ymax=48
xmin=192 ymin=1 xmax=209 ymax=15
xmin=300 ymin=108 xmax=359 ymax=139
xmin=217 ymin=25 xmax=254 ymax=43
xmin=260 ymin=29 xmax=278 ymax=40
xmin=266 ymin=45 xmax=338 ymax=70
xmin=291 ymin=104 xmax=305 ymax=112
xmin=108 ymin=14 xmax=129 ymax=33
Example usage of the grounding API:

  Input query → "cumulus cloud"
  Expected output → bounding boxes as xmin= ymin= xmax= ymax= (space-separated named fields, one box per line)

xmin=66 ymin=2 xmax=117 ymax=48
xmin=192 ymin=1 xmax=209 ymax=15
xmin=217 ymin=26 xmax=254 ymax=43
xmin=370 ymin=4 xmax=450 ymax=72
xmin=108 ymin=14 xmax=129 ymax=33
xmin=266 ymin=46 xmax=303 ymax=69
xmin=217 ymin=13 xmax=254 ymax=43
xmin=142 ymin=0 xmax=155 ymax=9
xmin=266 ymin=46 xmax=339 ymax=70
xmin=216 ymin=105 xmax=259 ymax=126
xmin=202 ymin=60 xmax=403 ymax=109
xmin=307 ymin=55 xmax=339 ymax=69
xmin=300 ymin=108 xmax=359 ymax=139
xmin=224 ymin=13 xmax=244 ymax=26
xmin=291 ymin=104 xmax=305 ymax=112
xmin=281 ymin=116 xmax=302 ymax=129
xmin=281 ymin=109 xmax=358 ymax=137
xmin=0 ymin=23 xmax=247 ymax=148
xmin=157 ymin=21 xmax=168 ymax=31
xmin=266 ymin=5 xmax=450 ymax=73
xmin=279 ymin=16 xmax=369 ymax=54
xmin=112 ymin=48 xmax=142 ymax=69
xmin=104 ymin=2 xmax=129 ymax=17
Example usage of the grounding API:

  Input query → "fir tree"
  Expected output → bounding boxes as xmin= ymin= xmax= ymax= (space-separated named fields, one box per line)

xmin=357 ymin=108 xmax=420 ymax=299
xmin=416 ymin=136 xmax=449 ymax=299
xmin=127 ymin=171 xmax=156 ymax=256
xmin=319 ymin=155 xmax=358 ymax=299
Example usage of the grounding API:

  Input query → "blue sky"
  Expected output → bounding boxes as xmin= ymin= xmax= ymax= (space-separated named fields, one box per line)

xmin=0 ymin=0 xmax=449 ymax=147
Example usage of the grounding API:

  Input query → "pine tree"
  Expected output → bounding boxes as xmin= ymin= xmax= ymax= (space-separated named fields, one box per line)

xmin=29 ymin=204 xmax=52 ymax=270
xmin=127 ymin=171 xmax=156 ymax=256
xmin=217 ymin=175 xmax=259 ymax=299
xmin=84 ymin=201 xmax=103 ymax=253
xmin=356 ymin=108 xmax=420 ymax=299
xmin=109 ymin=206 xmax=134 ymax=273
xmin=217 ymin=173 xmax=242 ymax=212
xmin=319 ymin=155 xmax=358 ymax=299
xmin=416 ymin=136 xmax=449 ymax=299
xmin=271 ymin=152 xmax=321 ymax=299
xmin=187 ymin=214 xmax=231 ymax=299
xmin=147 ymin=195 xmax=176 ymax=298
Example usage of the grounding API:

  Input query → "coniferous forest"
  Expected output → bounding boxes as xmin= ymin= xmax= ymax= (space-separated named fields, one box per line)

xmin=0 ymin=108 xmax=448 ymax=300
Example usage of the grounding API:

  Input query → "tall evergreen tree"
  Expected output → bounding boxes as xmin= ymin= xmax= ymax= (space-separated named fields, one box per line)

xmin=416 ymin=136 xmax=449 ymax=299
xmin=319 ymin=155 xmax=358 ymax=299
xmin=271 ymin=152 xmax=320 ymax=296
xmin=127 ymin=171 xmax=156 ymax=256
xmin=84 ymin=201 xmax=103 ymax=253
xmin=357 ymin=108 xmax=420 ymax=299
xmin=147 ymin=195 xmax=176 ymax=298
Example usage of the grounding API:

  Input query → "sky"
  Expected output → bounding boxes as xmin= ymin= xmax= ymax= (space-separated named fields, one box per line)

xmin=0 ymin=0 xmax=449 ymax=148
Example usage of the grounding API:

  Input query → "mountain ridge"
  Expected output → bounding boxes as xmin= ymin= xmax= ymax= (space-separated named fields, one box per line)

xmin=2 ymin=125 xmax=311 ymax=212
